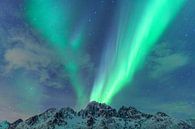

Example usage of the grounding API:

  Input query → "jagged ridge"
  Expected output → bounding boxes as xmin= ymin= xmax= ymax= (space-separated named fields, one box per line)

xmin=0 ymin=101 xmax=194 ymax=129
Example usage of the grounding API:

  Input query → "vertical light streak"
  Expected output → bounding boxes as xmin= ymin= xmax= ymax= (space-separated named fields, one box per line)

xmin=25 ymin=0 xmax=87 ymax=107
xmin=91 ymin=0 xmax=186 ymax=104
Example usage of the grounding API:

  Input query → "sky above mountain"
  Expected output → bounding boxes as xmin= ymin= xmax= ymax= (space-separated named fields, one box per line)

xmin=0 ymin=0 xmax=195 ymax=122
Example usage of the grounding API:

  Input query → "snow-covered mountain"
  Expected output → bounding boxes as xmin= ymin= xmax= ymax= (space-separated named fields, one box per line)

xmin=0 ymin=101 xmax=194 ymax=129
xmin=186 ymin=119 xmax=195 ymax=128
xmin=0 ymin=121 xmax=9 ymax=129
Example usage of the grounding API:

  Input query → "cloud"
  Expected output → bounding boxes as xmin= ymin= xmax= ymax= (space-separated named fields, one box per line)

xmin=151 ymin=53 xmax=189 ymax=78
xmin=1 ymin=28 xmax=93 ymax=89
xmin=3 ymin=32 xmax=58 ymax=71
xmin=4 ymin=47 xmax=51 ymax=71
xmin=1 ymin=33 xmax=69 ymax=89
xmin=151 ymin=101 xmax=195 ymax=119
xmin=148 ymin=42 xmax=189 ymax=78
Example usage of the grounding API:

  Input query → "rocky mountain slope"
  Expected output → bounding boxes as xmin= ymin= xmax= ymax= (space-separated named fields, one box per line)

xmin=186 ymin=119 xmax=195 ymax=128
xmin=0 ymin=101 xmax=194 ymax=129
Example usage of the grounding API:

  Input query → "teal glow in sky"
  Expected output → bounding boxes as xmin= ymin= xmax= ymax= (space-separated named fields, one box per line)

xmin=1 ymin=0 xmax=195 ymax=122
xmin=90 ymin=0 xmax=186 ymax=104
xmin=25 ymin=0 xmax=88 ymax=107
xmin=26 ymin=0 xmax=186 ymax=105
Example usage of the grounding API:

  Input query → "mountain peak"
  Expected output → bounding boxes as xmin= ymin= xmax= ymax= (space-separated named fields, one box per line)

xmin=85 ymin=101 xmax=113 ymax=111
xmin=78 ymin=101 xmax=117 ymax=118
xmin=0 ymin=102 xmax=194 ymax=129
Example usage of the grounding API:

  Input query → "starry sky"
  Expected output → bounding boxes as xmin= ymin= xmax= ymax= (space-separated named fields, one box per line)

xmin=0 ymin=0 xmax=195 ymax=122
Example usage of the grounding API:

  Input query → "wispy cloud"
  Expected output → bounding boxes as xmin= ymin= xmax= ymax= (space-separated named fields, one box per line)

xmin=151 ymin=101 xmax=195 ymax=119
xmin=148 ymin=42 xmax=190 ymax=78
xmin=0 ymin=29 xmax=93 ymax=89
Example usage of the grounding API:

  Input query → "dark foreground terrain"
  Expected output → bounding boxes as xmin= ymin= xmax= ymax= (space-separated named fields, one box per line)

xmin=0 ymin=101 xmax=194 ymax=129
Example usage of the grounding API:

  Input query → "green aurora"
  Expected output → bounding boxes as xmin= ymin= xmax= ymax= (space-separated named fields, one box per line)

xmin=25 ymin=0 xmax=88 ymax=107
xmin=25 ymin=0 xmax=186 ymax=106
xmin=90 ymin=0 xmax=186 ymax=104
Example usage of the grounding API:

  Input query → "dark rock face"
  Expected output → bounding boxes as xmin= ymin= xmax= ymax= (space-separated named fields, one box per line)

xmin=26 ymin=115 xmax=39 ymax=126
xmin=9 ymin=119 xmax=23 ymax=129
xmin=78 ymin=101 xmax=117 ymax=118
xmin=186 ymin=119 xmax=195 ymax=128
xmin=0 ymin=101 xmax=193 ymax=129
xmin=118 ymin=106 xmax=153 ymax=120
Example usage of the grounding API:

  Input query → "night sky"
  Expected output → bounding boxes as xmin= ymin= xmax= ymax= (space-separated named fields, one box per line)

xmin=0 ymin=0 xmax=195 ymax=122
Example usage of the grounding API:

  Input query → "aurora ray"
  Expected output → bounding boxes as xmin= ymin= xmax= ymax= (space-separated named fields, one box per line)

xmin=25 ymin=0 xmax=88 ymax=106
xmin=90 ymin=0 xmax=186 ymax=104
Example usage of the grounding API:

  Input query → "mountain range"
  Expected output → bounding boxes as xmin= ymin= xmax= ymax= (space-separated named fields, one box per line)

xmin=0 ymin=101 xmax=194 ymax=129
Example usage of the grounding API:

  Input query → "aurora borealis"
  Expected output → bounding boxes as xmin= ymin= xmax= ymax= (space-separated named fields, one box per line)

xmin=25 ymin=0 xmax=88 ymax=107
xmin=90 ymin=0 xmax=186 ymax=103
xmin=1 ymin=0 xmax=195 ymax=122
